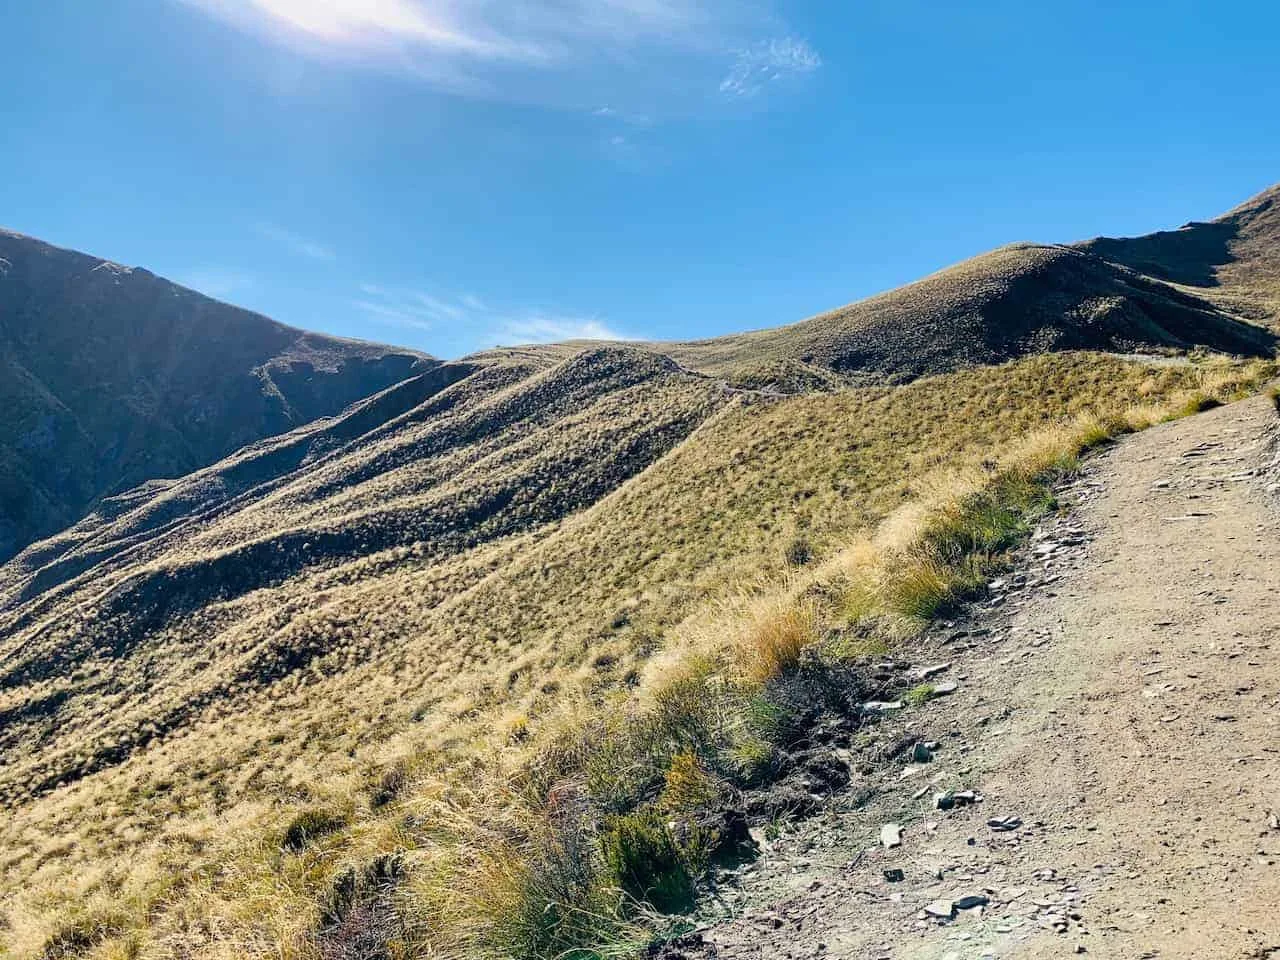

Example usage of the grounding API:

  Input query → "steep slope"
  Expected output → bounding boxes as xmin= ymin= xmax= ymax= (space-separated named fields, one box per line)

xmin=0 ymin=345 xmax=728 ymax=805
xmin=0 ymin=229 xmax=430 ymax=561
xmin=654 ymin=393 xmax=1280 ymax=960
xmin=1 ymin=352 xmax=1265 ymax=960
xmin=662 ymin=241 xmax=1275 ymax=383
xmin=1079 ymin=181 xmax=1280 ymax=325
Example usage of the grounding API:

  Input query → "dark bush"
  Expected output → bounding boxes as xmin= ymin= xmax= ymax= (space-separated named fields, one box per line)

xmin=784 ymin=536 xmax=813 ymax=567
xmin=601 ymin=807 xmax=697 ymax=915
xmin=370 ymin=765 xmax=408 ymax=809
xmin=315 ymin=854 xmax=405 ymax=960
xmin=282 ymin=808 xmax=348 ymax=852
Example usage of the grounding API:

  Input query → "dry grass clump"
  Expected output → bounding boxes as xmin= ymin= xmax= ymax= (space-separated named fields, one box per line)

xmin=734 ymin=594 xmax=819 ymax=683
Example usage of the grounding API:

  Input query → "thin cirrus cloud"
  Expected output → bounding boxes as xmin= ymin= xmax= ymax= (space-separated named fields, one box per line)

xmin=719 ymin=37 xmax=822 ymax=98
xmin=176 ymin=0 xmax=820 ymax=105
xmin=254 ymin=222 xmax=336 ymax=261
xmin=353 ymin=283 xmax=627 ymax=355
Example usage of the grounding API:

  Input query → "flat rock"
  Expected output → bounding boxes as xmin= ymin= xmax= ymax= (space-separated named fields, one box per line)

xmin=924 ymin=899 xmax=955 ymax=920
xmin=863 ymin=700 xmax=904 ymax=713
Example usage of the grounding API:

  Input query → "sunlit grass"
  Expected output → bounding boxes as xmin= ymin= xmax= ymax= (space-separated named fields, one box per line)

xmin=1 ymin=353 xmax=1274 ymax=959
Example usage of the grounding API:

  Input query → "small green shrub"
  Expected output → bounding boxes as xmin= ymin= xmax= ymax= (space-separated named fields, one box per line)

xmin=1178 ymin=392 xmax=1223 ymax=417
xmin=601 ymin=808 xmax=697 ymax=915
xmin=660 ymin=753 xmax=720 ymax=813
xmin=477 ymin=815 xmax=636 ymax=960
xmin=904 ymin=683 xmax=935 ymax=707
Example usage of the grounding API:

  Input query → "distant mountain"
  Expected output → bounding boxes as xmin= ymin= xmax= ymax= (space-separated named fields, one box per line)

xmin=0 ymin=230 xmax=430 ymax=560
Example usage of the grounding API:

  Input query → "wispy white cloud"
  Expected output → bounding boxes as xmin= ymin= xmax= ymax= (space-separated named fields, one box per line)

xmin=719 ymin=36 xmax=822 ymax=98
xmin=593 ymin=105 xmax=652 ymax=127
xmin=255 ymin=222 xmax=336 ymax=261
xmin=178 ymin=1 xmax=820 ymax=107
xmin=353 ymin=282 xmax=628 ymax=352
xmin=490 ymin=314 xmax=626 ymax=346
xmin=173 ymin=265 xmax=256 ymax=299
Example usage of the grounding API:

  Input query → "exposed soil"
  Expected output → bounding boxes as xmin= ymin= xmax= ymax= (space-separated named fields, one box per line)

xmin=663 ymin=393 xmax=1280 ymax=960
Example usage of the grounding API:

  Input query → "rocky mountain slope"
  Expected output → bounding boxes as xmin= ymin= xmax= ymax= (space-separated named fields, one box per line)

xmin=0 ymin=229 xmax=430 ymax=561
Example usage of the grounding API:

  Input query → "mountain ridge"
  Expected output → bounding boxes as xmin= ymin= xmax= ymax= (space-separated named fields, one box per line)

xmin=0 ymin=228 xmax=432 ymax=561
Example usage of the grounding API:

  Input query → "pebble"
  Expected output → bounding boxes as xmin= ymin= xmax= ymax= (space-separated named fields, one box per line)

xmin=988 ymin=815 xmax=1023 ymax=832
xmin=863 ymin=700 xmax=905 ymax=713
xmin=916 ymin=663 xmax=952 ymax=680
xmin=936 ymin=789 xmax=983 ymax=810
xmin=880 ymin=823 xmax=903 ymax=848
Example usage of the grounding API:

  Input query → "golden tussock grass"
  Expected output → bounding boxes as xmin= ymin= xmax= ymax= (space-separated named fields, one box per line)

xmin=0 ymin=353 xmax=1274 ymax=959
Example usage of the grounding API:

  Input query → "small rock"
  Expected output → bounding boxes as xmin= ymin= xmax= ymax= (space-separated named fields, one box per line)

xmin=883 ymin=868 xmax=905 ymax=883
xmin=916 ymin=663 xmax=951 ymax=680
xmin=912 ymin=742 xmax=935 ymax=763
xmin=932 ymin=680 xmax=960 ymax=696
xmin=863 ymin=700 xmax=905 ymax=713
xmin=987 ymin=815 xmax=1022 ymax=832
xmin=880 ymin=823 xmax=904 ymax=848
xmin=924 ymin=899 xmax=955 ymax=920
xmin=935 ymin=789 xmax=982 ymax=810
xmin=955 ymin=894 xmax=990 ymax=910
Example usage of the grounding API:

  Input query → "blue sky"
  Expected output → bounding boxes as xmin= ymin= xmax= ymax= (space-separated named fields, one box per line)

xmin=3 ymin=1 xmax=1278 ymax=359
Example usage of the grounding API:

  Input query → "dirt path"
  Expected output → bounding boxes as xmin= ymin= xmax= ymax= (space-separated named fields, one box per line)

xmin=670 ymin=394 xmax=1280 ymax=960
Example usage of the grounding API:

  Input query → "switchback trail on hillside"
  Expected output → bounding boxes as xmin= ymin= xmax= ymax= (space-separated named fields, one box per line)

xmin=667 ymin=393 xmax=1280 ymax=960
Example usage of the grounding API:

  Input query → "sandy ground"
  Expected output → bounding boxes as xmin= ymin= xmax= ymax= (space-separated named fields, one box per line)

xmin=668 ymin=394 xmax=1280 ymax=960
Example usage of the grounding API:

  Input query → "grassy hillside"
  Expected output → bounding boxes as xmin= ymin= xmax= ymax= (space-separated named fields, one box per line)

xmin=659 ymin=241 xmax=1274 ymax=383
xmin=0 ymin=230 xmax=429 ymax=562
xmin=2 ymin=351 xmax=1272 ymax=959
xmin=1 ymin=184 xmax=1278 ymax=959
